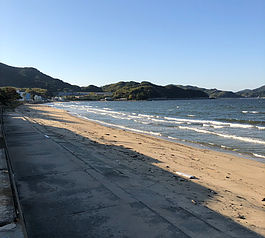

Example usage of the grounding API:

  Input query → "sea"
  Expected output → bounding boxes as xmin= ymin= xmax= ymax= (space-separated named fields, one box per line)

xmin=48 ymin=98 xmax=265 ymax=162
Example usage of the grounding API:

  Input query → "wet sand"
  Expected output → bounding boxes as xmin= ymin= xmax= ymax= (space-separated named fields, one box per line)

xmin=18 ymin=103 xmax=265 ymax=236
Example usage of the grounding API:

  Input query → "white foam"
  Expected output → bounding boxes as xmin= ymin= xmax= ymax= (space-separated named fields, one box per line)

xmin=220 ymin=145 xmax=230 ymax=149
xmin=138 ymin=114 xmax=154 ymax=118
xmin=164 ymin=116 xmax=258 ymax=129
xmin=165 ymin=117 xmax=226 ymax=126
xmin=213 ymin=125 xmax=224 ymax=129
xmin=178 ymin=126 xmax=265 ymax=145
xmin=151 ymin=118 xmax=171 ymax=123
xmin=253 ymin=153 xmax=265 ymax=159
xmin=242 ymin=110 xmax=261 ymax=114
xmin=74 ymin=114 xmax=162 ymax=137
xmin=229 ymin=123 xmax=253 ymax=129
xmin=139 ymin=121 xmax=151 ymax=125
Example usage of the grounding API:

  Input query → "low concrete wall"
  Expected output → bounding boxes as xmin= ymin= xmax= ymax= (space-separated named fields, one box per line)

xmin=0 ymin=143 xmax=16 ymax=227
xmin=0 ymin=123 xmax=15 ymax=226
xmin=0 ymin=108 xmax=25 ymax=237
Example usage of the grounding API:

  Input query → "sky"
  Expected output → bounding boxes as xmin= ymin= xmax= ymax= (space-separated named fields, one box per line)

xmin=1 ymin=0 xmax=265 ymax=91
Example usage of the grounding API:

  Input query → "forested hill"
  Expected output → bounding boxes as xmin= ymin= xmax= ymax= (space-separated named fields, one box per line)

xmin=102 ymin=81 xmax=209 ymax=100
xmin=177 ymin=85 xmax=265 ymax=98
xmin=1 ymin=62 xmax=264 ymax=99
xmin=177 ymin=85 xmax=242 ymax=99
xmin=0 ymin=62 xmax=80 ymax=92
xmin=237 ymin=85 xmax=265 ymax=98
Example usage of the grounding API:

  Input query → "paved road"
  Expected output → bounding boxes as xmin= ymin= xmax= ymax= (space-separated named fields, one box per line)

xmin=4 ymin=112 xmax=263 ymax=238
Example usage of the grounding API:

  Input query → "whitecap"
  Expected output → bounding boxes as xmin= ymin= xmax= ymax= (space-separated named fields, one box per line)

xmin=73 ymin=114 xmax=162 ymax=137
xmin=253 ymin=153 xmax=265 ymax=159
xmin=229 ymin=123 xmax=253 ymax=129
xmin=178 ymin=126 xmax=265 ymax=145
xmin=213 ymin=125 xmax=225 ymax=129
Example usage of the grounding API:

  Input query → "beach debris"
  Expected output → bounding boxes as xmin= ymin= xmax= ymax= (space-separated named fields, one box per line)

xmin=191 ymin=199 xmax=197 ymax=205
xmin=208 ymin=189 xmax=217 ymax=195
xmin=148 ymin=168 xmax=154 ymax=173
xmin=226 ymin=176 xmax=230 ymax=179
xmin=191 ymin=157 xmax=200 ymax=161
xmin=175 ymin=171 xmax=197 ymax=179
xmin=236 ymin=195 xmax=246 ymax=200
xmin=262 ymin=198 xmax=265 ymax=201
xmin=237 ymin=214 xmax=246 ymax=220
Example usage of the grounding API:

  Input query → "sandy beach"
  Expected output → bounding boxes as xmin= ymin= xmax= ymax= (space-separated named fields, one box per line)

xmin=17 ymin=103 xmax=265 ymax=236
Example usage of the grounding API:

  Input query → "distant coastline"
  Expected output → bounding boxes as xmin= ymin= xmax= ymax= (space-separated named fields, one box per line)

xmin=1 ymin=62 xmax=265 ymax=102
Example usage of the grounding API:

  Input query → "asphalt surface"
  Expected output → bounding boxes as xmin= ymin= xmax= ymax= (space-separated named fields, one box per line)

xmin=4 ymin=112 xmax=263 ymax=238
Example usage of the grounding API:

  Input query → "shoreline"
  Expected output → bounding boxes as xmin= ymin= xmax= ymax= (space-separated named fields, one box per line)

xmin=73 ymin=111 xmax=265 ymax=164
xmin=18 ymin=103 xmax=265 ymax=236
xmin=49 ymin=101 xmax=265 ymax=164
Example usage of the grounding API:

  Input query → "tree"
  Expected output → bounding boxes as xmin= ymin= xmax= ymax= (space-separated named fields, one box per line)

xmin=0 ymin=87 xmax=21 ymax=105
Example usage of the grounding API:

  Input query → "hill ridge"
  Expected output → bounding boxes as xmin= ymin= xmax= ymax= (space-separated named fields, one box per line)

xmin=1 ymin=62 xmax=264 ymax=98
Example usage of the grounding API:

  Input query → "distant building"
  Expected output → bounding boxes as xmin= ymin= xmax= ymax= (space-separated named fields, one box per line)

xmin=100 ymin=97 xmax=113 ymax=101
xmin=16 ymin=90 xmax=31 ymax=101
xmin=53 ymin=96 xmax=65 ymax=101
xmin=33 ymin=95 xmax=42 ymax=102
xmin=93 ymin=92 xmax=113 ymax=96
xmin=57 ymin=91 xmax=113 ymax=97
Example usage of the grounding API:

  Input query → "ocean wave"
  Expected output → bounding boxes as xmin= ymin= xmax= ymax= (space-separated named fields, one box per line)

xmin=138 ymin=114 xmax=155 ymax=118
xmin=213 ymin=125 xmax=225 ymax=129
xmin=253 ymin=153 xmax=265 ymax=159
xmin=138 ymin=121 xmax=151 ymax=125
xmin=228 ymin=123 xmax=253 ymax=129
xmin=219 ymin=118 xmax=265 ymax=126
xmin=178 ymin=126 xmax=265 ymax=145
xmin=203 ymin=124 xmax=210 ymax=127
xmin=242 ymin=110 xmax=260 ymax=114
xmin=164 ymin=117 xmax=257 ymax=129
xmin=220 ymin=145 xmax=231 ymax=149
xmin=74 ymin=114 xmax=162 ymax=137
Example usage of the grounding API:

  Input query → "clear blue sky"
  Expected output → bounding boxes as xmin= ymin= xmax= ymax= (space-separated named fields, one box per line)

xmin=1 ymin=0 xmax=264 ymax=91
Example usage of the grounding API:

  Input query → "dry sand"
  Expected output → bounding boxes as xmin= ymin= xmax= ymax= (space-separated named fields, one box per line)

xmin=18 ymin=103 xmax=265 ymax=236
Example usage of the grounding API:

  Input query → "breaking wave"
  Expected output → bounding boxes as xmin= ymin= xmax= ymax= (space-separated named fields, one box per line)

xmin=178 ymin=126 xmax=265 ymax=145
